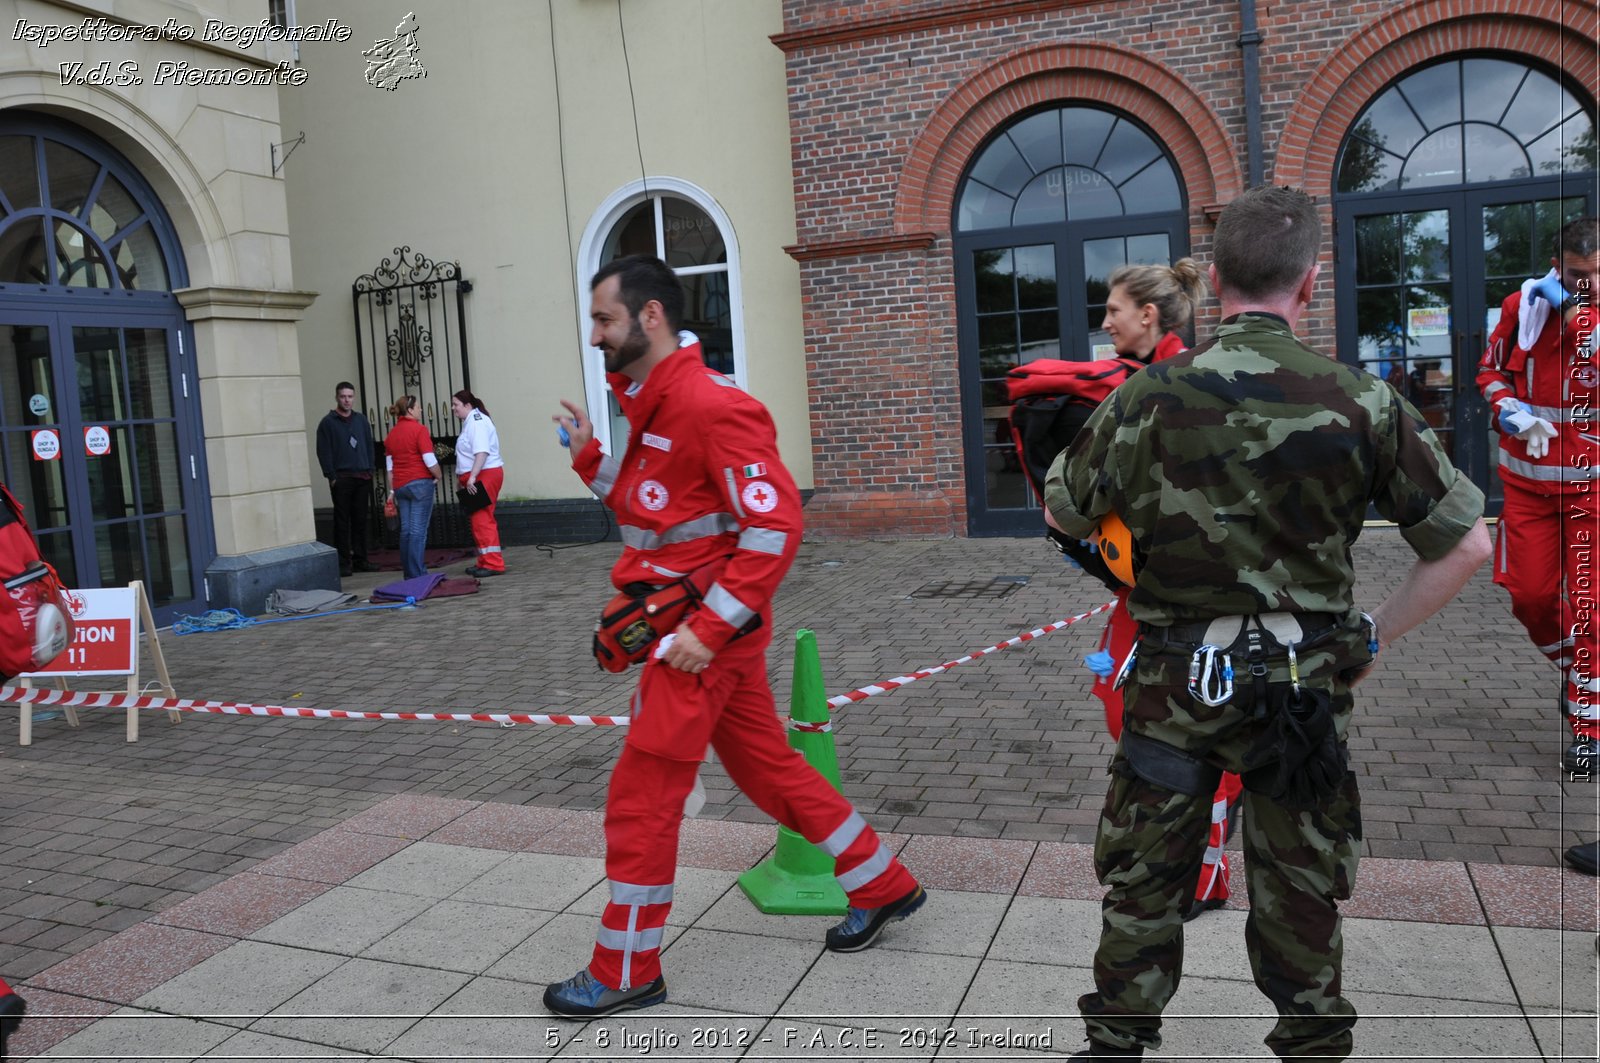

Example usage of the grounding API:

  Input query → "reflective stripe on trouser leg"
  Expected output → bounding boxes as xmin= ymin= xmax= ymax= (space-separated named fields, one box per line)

xmin=591 ymin=745 xmax=699 ymax=990
xmin=594 ymin=880 xmax=672 ymax=991
xmin=1193 ymin=793 xmax=1231 ymax=902
xmin=464 ymin=468 xmax=505 ymax=571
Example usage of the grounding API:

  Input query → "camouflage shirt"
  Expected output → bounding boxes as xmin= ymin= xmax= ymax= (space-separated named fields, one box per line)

xmin=1044 ymin=313 xmax=1485 ymax=627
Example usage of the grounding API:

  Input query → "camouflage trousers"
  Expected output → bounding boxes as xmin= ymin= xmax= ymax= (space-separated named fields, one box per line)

xmin=1079 ymin=741 xmax=1362 ymax=1059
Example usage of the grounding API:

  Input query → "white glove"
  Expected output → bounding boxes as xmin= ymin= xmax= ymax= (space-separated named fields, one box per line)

xmin=1524 ymin=419 xmax=1558 ymax=459
xmin=1497 ymin=397 xmax=1556 ymax=457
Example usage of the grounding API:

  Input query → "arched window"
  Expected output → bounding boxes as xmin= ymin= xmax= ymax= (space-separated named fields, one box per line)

xmin=958 ymin=107 xmax=1183 ymax=231
xmin=1338 ymin=58 xmax=1596 ymax=193
xmin=953 ymin=105 xmax=1186 ymax=535
xmin=0 ymin=135 xmax=173 ymax=290
xmin=577 ymin=179 xmax=743 ymax=454
xmin=1332 ymin=56 xmax=1596 ymax=511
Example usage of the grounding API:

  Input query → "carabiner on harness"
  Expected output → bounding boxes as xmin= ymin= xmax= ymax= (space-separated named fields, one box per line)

xmin=1112 ymin=643 xmax=1138 ymax=691
xmin=1287 ymin=641 xmax=1301 ymax=695
xmin=1187 ymin=644 xmax=1235 ymax=707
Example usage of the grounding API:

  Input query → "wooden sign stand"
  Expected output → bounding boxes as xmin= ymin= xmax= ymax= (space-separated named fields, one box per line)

xmin=18 ymin=580 xmax=180 ymax=745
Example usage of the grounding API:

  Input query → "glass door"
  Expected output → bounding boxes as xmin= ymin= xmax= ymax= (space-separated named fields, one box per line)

xmin=1337 ymin=188 xmax=1591 ymax=510
xmin=0 ymin=308 xmax=204 ymax=617
xmin=956 ymin=220 xmax=1181 ymax=535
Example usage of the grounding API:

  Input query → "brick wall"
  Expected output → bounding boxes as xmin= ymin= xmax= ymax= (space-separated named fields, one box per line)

xmin=779 ymin=0 xmax=1598 ymax=538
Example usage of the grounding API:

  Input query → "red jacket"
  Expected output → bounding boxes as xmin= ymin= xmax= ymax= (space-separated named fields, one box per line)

xmin=1477 ymin=289 xmax=1598 ymax=494
xmin=572 ymin=340 xmax=802 ymax=653
xmin=384 ymin=417 xmax=435 ymax=489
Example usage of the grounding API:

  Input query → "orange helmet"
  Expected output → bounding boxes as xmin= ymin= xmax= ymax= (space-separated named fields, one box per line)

xmin=1088 ymin=511 xmax=1137 ymax=587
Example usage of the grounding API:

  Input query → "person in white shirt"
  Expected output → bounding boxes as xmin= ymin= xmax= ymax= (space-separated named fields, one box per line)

xmin=451 ymin=389 xmax=506 ymax=576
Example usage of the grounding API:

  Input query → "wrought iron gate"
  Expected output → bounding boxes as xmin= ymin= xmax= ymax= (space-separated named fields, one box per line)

xmin=352 ymin=246 xmax=473 ymax=548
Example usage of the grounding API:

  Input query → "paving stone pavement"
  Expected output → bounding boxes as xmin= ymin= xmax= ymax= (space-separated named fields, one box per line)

xmin=0 ymin=528 xmax=1594 ymax=991
xmin=8 ymin=797 xmax=1598 ymax=1062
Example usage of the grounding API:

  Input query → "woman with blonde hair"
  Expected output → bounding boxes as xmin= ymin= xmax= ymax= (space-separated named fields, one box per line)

xmin=1099 ymin=257 xmax=1207 ymax=365
xmin=382 ymin=395 xmax=440 ymax=578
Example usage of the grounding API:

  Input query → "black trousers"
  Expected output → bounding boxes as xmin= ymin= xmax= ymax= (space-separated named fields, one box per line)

xmin=330 ymin=476 xmax=372 ymax=567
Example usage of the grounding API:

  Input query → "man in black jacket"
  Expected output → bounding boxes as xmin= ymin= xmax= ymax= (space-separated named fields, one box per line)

xmin=315 ymin=382 xmax=378 ymax=577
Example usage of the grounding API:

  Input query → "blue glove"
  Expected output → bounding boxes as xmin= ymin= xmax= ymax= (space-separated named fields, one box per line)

xmin=557 ymin=424 xmax=571 ymax=447
xmin=1084 ymin=649 xmax=1116 ymax=678
xmin=1084 ymin=538 xmax=1099 ymax=555
xmin=1498 ymin=398 xmax=1538 ymax=435
xmin=1532 ymin=272 xmax=1573 ymax=309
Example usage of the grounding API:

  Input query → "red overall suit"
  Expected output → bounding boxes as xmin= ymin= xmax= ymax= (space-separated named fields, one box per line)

xmin=571 ymin=341 xmax=917 ymax=991
xmin=1478 ymin=290 xmax=1600 ymax=736
xmin=1095 ymin=333 xmax=1241 ymax=906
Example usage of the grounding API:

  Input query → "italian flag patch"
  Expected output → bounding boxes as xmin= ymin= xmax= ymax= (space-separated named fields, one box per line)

xmin=742 ymin=462 xmax=767 ymax=477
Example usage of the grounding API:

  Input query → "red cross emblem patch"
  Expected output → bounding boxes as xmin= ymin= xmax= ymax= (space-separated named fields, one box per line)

xmin=741 ymin=480 xmax=778 ymax=513
xmin=638 ymin=479 xmax=669 ymax=511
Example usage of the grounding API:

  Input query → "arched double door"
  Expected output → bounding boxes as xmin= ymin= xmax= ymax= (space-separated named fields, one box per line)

xmin=953 ymin=104 xmax=1187 ymax=535
xmin=1334 ymin=56 xmax=1597 ymax=510
xmin=0 ymin=114 xmax=209 ymax=620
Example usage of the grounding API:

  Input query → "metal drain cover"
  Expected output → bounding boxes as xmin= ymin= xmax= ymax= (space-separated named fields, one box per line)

xmin=908 ymin=576 xmax=1029 ymax=599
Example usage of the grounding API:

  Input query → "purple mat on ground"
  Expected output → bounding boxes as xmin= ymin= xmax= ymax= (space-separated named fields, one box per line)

xmin=370 ymin=573 xmax=481 ymax=603
xmin=371 ymin=573 xmax=445 ymax=602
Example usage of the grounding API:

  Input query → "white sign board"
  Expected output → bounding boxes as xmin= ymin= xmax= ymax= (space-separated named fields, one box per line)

xmin=22 ymin=586 xmax=137 ymax=677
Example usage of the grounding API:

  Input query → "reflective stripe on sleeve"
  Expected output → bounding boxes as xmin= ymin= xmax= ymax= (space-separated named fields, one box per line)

xmin=591 ymin=455 xmax=620 ymax=501
xmin=724 ymin=468 xmax=745 ymax=518
xmin=619 ymin=513 xmax=740 ymax=550
xmin=836 ymin=842 xmax=892 ymax=892
xmin=704 ymin=584 xmax=756 ymax=629
xmin=1502 ymin=453 xmax=1596 ymax=483
xmin=738 ymin=527 xmax=789 ymax=556
xmin=819 ymin=811 xmax=866 ymax=858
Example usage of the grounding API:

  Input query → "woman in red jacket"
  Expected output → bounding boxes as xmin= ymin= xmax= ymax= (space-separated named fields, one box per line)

xmin=383 ymin=395 xmax=440 ymax=578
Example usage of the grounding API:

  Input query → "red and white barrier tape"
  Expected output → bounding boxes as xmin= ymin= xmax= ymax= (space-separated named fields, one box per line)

xmin=0 ymin=686 xmax=630 ymax=727
xmin=0 ymin=599 xmax=1114 ymax=727
xmin=824 ymin=598 xmax=1117 ymax=709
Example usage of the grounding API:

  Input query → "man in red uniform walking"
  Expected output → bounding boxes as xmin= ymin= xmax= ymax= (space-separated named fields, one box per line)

xmin=545 ymin=255 xmax=925 ymax=1019
xmin=1476 ymin=216 xmax=1600 ymax=774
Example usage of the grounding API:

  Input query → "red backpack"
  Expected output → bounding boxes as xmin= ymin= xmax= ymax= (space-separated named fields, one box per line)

xmin=1005 ymin=357 xmax=1145 ymax=501
xmin=0 ymin=485 xmax=74 ymax=679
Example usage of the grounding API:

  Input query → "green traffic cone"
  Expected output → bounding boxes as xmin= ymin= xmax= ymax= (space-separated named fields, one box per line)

xmin=737 ymin=628 xmax=849 ymax=915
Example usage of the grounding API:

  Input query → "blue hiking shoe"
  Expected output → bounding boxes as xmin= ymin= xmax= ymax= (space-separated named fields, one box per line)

xmin=542 ymin=968 xmax=667 ymax=1020
xmin=825 ymin=884 xmax=927 ymax=952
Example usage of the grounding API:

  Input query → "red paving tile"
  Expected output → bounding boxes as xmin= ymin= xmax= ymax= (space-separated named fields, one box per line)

xmin=26 ymin=922 xmax=233 ymax=1003
xmin=523 ymin=809 xmax=608 ymax=858
xmin=898 ymin=835 xmax=1036 ymax=893
xmin=676 ymin=817 xmax=777 ymax=871
xmin=247 ymin=827 xmax=411 ymax=884
xmin=4 ymin=986 xmax=115 ymax=1060
xmin=1017 ymin=841 xmax=1104 ymax=901
xmin=152 ymin=872 xmax=333 ymax=937
xmin=1342 ymin=856 xmax=1484 ymax=925
xmin=1470 ymin=863 xmax=1600 ymax=931
xmin=423 ymin=801 xmax=573 ymax=852
xmin=336 ymin=793 xmax=479 ymax=838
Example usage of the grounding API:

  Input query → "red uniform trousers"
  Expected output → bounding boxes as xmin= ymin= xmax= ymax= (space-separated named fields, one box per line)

xmin=458 ymin=467 xmax=505 ymax=572
xmin=1096 ymin=591 xmax=1242 ymax=902
xmin=1494 ymin=482 xmax=1600 ymax=737
xmin=590 ymin=626 xmax=916 ymax=990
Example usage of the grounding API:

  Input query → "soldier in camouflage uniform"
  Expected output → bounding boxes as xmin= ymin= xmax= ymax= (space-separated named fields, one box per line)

xmin=1045 ymin=186 xmax=1491 ymax=1061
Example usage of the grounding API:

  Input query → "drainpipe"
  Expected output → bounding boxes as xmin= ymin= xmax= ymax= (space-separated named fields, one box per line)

xmin=1239 ymin=0 xmax=1264 ymax=187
